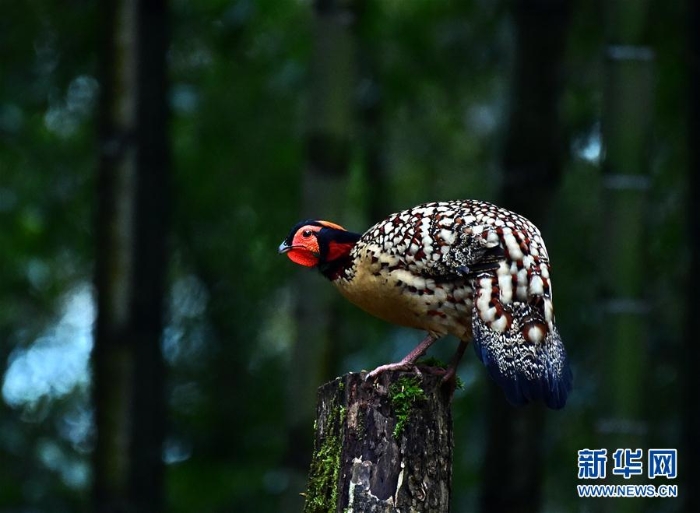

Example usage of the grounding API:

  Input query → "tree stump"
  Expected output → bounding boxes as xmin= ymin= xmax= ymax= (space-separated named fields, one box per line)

xmin=303 ymin=370 xmax=453 ymax=513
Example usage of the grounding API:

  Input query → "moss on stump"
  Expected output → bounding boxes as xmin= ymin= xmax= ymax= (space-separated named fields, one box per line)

xmin=303 ymin=370 xmax=453 ymax=513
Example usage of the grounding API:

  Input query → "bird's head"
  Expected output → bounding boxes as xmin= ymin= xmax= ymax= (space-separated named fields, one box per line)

xmin=278 ymin=219 xmax=361 ymax=275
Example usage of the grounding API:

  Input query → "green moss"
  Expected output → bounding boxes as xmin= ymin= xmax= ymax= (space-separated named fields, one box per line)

xmin=389 ymin=376 xmax=426 ymax=438
xmin=303 ymin=384 xmax=347 ymax=513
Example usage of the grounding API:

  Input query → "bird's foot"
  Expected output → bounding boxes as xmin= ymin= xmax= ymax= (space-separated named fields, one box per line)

xmin=411 ymin=364 xmax=456 ymax=385
xmin=365 ymin=362 xmax=420 ymax=381
xmin=438 ymin=366 xmax=460 ymax=399
xmin=440 ymin=365 xmax=457 ymax=384
xmin=364 ymin=361 xmax=452 ymax=381
xmin=365 ymin=334 xmax=439 ymax=381
xmin=440 ymin=340 xmax=467 ymax=390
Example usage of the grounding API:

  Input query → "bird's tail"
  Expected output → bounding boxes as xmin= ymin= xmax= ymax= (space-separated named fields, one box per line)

xmin=471 ymin=302 xmax=572 ymax=409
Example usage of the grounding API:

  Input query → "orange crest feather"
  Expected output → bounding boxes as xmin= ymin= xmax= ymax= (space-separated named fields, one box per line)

xmin=317 ymin=220 xmax=346 ymax=231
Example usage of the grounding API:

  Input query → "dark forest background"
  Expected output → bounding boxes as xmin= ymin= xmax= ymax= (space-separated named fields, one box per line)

xmin=1 ymin=0 xmax=697 ymax=512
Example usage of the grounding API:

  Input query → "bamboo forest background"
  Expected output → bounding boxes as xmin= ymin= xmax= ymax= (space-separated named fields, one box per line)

xmin=1 ymin=0 xmax=697 ymax=512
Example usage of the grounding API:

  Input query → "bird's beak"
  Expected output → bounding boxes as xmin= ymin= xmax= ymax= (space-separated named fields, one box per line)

xmin=278 ymin=241 xmax=292 ymax=254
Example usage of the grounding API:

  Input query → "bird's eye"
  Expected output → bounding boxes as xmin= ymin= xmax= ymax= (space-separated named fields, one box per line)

xmin=302 ymin=229 xmax=313 ymax=237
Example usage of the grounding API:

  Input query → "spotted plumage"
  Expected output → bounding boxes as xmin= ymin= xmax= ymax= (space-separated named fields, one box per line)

xmin=279 ymin=200 xmax=572 ymax=409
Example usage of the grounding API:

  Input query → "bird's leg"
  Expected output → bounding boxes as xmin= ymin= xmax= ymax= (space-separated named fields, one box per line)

xmin=441 ymin=339 xmax=468 ymax=384
xmin=365 ymin=334 xmax=438 ymax=381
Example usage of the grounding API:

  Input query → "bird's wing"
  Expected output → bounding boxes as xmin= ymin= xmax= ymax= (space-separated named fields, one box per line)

xmin=360 ymin=201 xmax=510 ymax=282
xmin=412 ymin=221 xmax=507 ymax=282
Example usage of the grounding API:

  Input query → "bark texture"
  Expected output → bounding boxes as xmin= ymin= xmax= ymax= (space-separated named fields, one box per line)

xmin=304 ymin=371 xmax=453 ymax=513
xmin=481 ymin=1 xmax=571 ymax=512
xmin=92 ymin=0 xmax=169 ymax=511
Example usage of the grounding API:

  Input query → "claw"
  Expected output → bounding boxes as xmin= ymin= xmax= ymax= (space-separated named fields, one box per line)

xmin=440 ymin=366 xmax=457 ymax=384
xmin=365 ymin=362 xmax=417 ymax=381
xmin=364 ymin=333 xmax=440 ymax=382
xmin=442 ymin=339 xmax=467 ymax=385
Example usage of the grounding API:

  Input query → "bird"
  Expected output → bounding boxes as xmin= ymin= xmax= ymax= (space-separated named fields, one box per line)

xmin=278 ymin=199 xmax=572 ymax=409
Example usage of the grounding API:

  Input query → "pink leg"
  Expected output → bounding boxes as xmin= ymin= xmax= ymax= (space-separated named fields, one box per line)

xmin=365 ymin=334 xmax=438 ymax=380
xmin=441 ymin=339 xmax=468 ymax=384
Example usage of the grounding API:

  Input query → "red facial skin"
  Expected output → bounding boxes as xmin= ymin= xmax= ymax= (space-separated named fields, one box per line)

xmin=285 ymin=225 xmax=323 ymax=267
xmin=283 ymin=220 xmax=353 ymax=268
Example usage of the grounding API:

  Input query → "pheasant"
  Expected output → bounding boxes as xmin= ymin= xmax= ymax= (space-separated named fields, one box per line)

xmin=278 ymin=200 xmax=572 ymax=409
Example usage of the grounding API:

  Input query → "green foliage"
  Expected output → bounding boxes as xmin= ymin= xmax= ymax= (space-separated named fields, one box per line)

xmin=304 ymin=395 xmax=346 ymax=513
xmin=389 ymin=376 xmax=426 ymax=438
